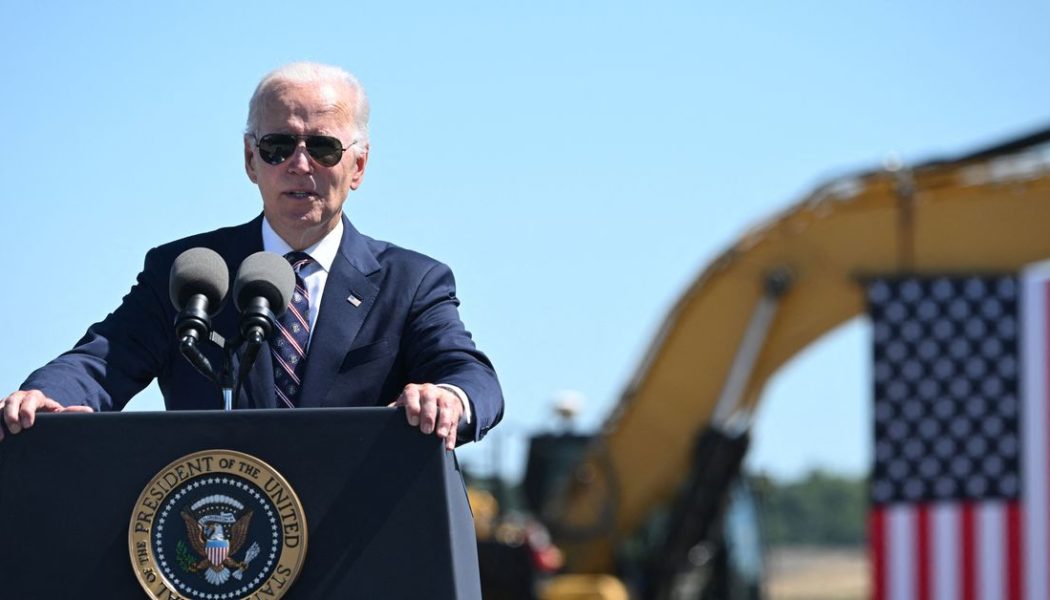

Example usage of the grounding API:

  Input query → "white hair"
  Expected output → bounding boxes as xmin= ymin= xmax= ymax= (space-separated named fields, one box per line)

xmin=245 ymin=62 xmax=370 ymax=148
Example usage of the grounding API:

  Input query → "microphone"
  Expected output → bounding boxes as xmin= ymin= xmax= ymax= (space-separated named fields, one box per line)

xmin=169 ymin=247 xmax=230 ymax=343
xmin=233 ymin=252 xmax=295 ymax=378
xmin=169 ymin=248 xmax=230 ymax=381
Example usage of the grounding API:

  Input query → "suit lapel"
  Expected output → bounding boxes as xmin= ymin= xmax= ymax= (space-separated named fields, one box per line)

xmin=297 ymin=217 xmax=380 ymax=407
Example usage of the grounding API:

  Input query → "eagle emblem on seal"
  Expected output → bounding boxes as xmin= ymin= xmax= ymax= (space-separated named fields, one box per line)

xmin=179 ymin=494 xmax=260 ymax=585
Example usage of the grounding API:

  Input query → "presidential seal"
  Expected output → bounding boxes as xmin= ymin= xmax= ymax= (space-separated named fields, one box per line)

xmin=129 ymin=450 xmax=307 ymax=600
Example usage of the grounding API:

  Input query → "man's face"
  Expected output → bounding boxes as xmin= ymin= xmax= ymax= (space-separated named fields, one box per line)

xmin=244 ymin=81 xmax=368 ymax=249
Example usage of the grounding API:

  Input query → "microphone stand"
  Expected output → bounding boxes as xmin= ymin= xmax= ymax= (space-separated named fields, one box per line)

xmin=217 ymin=332 xmax=235 ymax=411
xmin=174 ymin=294 xmax=277 ymax=412
xmin=175 ymin=299 xmax=240 ymax=411
xmin=176 ymin=330 xmax=238 ymax=411
xmin=231 ymin=297 xmax=278 ymax=410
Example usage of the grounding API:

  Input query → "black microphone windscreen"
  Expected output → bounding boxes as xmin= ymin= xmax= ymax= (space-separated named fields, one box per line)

xmin=169 ymin=248 xmax=230 ymax=312
xmin=233 ymin=251 xmax=295 ymax=315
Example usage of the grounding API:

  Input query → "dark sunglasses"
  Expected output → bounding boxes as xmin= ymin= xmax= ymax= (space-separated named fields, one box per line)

xmin=253 ymin=133 xmax=355 ymax=167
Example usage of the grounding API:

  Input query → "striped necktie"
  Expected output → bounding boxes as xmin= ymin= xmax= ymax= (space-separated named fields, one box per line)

xmin=272 ymin=251 xmax=312 ymax=408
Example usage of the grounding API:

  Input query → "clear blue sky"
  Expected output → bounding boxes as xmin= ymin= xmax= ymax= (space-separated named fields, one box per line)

xmin=3 ymin=1 xmax=1048 ymax=481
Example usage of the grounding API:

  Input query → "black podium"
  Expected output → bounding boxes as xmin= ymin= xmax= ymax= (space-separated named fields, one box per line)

xmin=0 ymin=408 xmax=481 ymax=599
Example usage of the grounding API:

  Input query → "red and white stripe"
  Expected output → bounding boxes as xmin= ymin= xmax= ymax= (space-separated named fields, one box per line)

xmin=276 ymin=386 xmax=295 ymax=408
xmin=871 ymin=501 xmax=1023 ymax=600
xmin=277 ymin=322 xmax=307 ymax=357
xmin=273 ymin=352 xmax=301 ymax=385
xmin=207 ymin=545 xmax=228 ymax=567
xmin=287 ymin=299 xmax=310 ymax=331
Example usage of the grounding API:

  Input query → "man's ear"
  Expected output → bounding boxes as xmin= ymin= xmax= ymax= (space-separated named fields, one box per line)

xmin=349 ymin=144 xmax=369 ymax=191
xmin=244 ymin=136 xmax=258 ymax=183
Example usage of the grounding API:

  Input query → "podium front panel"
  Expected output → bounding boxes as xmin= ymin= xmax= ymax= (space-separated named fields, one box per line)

xmin=0 ymin=408 xmax=481 ymax=599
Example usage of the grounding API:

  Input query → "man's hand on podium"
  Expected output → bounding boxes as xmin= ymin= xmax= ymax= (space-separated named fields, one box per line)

xmin=0 ymin=390 xmax=94 ymax=442
xmin=390 ymin=383 xmax=463 ymax=450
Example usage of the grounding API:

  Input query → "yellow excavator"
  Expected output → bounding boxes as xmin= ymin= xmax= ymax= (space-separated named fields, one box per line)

xmin=481 ymin=124 xmax=1050 ymax=599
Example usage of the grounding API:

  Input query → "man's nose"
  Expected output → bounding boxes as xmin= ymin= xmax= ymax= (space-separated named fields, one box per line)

xmin=286 ymin=142 xmax=313 ymax=174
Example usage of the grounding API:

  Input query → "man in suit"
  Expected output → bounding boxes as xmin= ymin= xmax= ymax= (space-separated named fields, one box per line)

xmin=0 ymin=62 xmax=502 ymax=449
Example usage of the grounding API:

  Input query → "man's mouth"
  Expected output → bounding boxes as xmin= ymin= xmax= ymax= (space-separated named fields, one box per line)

xmin=285 ymin=191 xmax=317 ymax=200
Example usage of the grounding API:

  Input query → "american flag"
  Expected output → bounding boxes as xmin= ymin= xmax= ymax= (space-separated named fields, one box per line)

xmin=867 ymin=270 xmax=1050 ymax=600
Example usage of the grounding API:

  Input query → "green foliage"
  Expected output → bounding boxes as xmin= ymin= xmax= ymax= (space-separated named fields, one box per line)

xmin=749 ymin=470 xmax=867 ymax=547
xmin=176 ymin=539 xmax=197 ymax=572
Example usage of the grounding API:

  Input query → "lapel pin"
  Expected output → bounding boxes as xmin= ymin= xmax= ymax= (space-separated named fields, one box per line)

xmin=347 ymin=293 xmax=362 ymax=307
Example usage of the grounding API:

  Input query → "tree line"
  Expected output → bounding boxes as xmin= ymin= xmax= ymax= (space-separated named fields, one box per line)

xmin=747 ymin=470 xmax=867 ymax=547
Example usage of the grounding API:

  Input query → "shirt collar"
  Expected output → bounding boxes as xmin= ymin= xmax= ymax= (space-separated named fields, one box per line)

xmin=261 ymin=216 xmax=342 ymax=273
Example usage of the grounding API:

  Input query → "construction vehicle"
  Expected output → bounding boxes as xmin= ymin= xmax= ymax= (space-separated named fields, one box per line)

xmin=477 ymin=124 xmax=1050 ymax=599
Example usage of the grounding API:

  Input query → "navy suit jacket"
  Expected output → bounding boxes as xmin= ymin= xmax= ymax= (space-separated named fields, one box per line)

xmin=22 ymin=214 xmax=503 ymax=443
